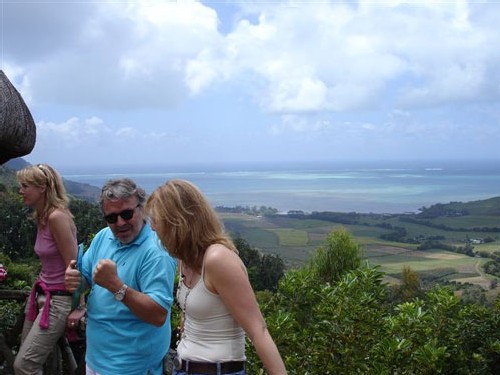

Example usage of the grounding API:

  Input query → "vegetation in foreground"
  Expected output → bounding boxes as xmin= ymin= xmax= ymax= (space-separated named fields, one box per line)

xmin=245 ymin=229 xmax=500 ymax=374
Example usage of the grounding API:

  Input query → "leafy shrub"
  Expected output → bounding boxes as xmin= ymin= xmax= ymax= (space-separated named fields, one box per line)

xmin=0 ymin=300 xmax=23 ymax=334
xmin=245 ymin=229 xmax=500 ymax=374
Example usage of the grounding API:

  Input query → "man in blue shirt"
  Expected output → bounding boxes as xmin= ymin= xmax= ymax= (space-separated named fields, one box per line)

xmin=65 ymin=178 xmax=176 ymax=375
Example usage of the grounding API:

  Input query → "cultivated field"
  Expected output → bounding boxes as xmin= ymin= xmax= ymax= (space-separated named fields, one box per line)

xmin=220 ymin=212 xmax=499 ymax=290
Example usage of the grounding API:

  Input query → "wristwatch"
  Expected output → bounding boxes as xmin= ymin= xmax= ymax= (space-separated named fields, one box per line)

xmin=114 ymin=284 xmax=128 ymax=301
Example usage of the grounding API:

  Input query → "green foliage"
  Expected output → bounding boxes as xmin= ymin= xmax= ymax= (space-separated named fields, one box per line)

xmin=0 ymin=191 xmax=36 ymax=260
xmin=234 ymin=237 xmax=285 ymax=291
xmin=247 ymin=268 xmax=500 ymax=374
xmin=0 ymin=254 xmax=37 ymax=289
xmin=235 ymin=237 xmax=261 ymax=267
xmin=457 ymin=303 xmax=500 ymax=373
xmin=317 ymin=267 xmax=388 ymax=373
xmin=461 ymin=285 xmax=489 ymax=306
xmin=245 ymin=228 xmax=500 ymax=374
xmin=0 ymin=300 xmax=23 ymax=336
xmin=373 ymin=287 xmax=500 ymax=374
xmin=484 ymin=260 xmax=500 ymax=278
xmin=309 ymin=227 xmax=362 ymax=284
xmin=255 ymin=254 xmax=285 ymax=292
xmin=419 ymin=197 xmax=500 ymax=218
xmin=247 ymin=266 xmax=388 ymax=374
xmin=0 ymin=254 xmax=35 ymax=347
xmin=69 ymin=198 xmax=105 ymax=248
xmin=0 ymin=263 xmax=36 ymax=291
xmin=389 ymin=266 xmax=424 ymax=303
xmin=0 ymin=163 xmax=20 ymax=190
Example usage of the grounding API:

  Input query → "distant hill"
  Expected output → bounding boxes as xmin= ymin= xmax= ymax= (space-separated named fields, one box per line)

xmin=418 ymin=196 xmax=500 ymax=218
xmin=4 ymin=158 xmax=30 ymax=170
xmin=1 ymin=158 xmax=100 ymax=202
xmin=63 ymin=179 xmax=100 ymax=202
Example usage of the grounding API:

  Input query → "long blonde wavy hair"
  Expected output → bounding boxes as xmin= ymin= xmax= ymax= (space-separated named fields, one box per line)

xmin=146 ymin=179 xmax=237 ymax=271
xmin=16 ymin=164 xmax=73 ymax=226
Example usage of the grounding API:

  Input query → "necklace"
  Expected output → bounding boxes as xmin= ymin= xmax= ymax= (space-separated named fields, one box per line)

xmin=182 ymin=265 xmax=198 ymax=288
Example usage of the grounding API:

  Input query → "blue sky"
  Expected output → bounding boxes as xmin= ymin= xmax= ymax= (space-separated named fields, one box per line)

xmin=1 ymin=0 xmax=500 ymax=169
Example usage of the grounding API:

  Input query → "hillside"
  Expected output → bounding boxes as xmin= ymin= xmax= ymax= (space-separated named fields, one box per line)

xmin=418 ymin=196 xmax=500 ymax=217
xmin=220 ymin=200 xmax=500 ymax=294
xmin=1 ymin=158 xmax=100 ymax=202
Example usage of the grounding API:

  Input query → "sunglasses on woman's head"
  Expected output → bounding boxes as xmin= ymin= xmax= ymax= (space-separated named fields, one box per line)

xmin=104 ymin=204 xmax=140 ymax=224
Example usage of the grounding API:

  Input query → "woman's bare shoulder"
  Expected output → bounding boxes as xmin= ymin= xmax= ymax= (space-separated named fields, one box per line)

xmin=47 ymin=208 xmax=69 ymax=221
xmin=205 ymin=244 xmax=240 ymax=269
xmin=205 ymin=244 xmax=238 ymax=263
xmin=47 ymin=208 xmax=74 ymax=229
xmin=204 ymin=244 xmax=246 ymax=292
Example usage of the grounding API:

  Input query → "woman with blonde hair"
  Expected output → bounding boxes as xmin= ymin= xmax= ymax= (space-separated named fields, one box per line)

xmin=14 ymin=163 xmax=78 ymax=375
xmin=146 ymin=179 xmax=287 ymax=375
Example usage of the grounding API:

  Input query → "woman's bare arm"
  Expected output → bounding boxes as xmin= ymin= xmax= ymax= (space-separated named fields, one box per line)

xmin=204 ymin=244 xmax=287 ymax=375
xmin=48 ymin=209 xmax=77 ymax=267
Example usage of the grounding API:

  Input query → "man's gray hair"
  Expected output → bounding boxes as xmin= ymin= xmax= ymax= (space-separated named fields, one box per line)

xmin=100 ymin=178 xmax=146 ymax=210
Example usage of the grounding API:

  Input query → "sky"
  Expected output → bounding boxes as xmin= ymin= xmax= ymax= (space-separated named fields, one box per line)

xmin=1 ymin=0 xmax=500 ymax=170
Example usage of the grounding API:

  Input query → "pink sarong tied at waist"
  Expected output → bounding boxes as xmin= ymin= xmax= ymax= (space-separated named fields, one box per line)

xmin=27 ymin=279 xmax=69 ymax=329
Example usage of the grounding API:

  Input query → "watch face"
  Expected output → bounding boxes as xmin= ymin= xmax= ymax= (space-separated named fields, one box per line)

xmin=114 ymin=284 xmax=127 ymax=301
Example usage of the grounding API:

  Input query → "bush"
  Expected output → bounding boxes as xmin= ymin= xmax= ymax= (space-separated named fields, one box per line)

xmin=309 ymin=227 xmax=362 ymax=284
xmin=245 ymin=228 xmax=500 ymax=374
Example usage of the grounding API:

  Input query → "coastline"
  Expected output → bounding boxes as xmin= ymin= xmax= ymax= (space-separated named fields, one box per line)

xmin=61 ymin=160 xmax=500 ymax=215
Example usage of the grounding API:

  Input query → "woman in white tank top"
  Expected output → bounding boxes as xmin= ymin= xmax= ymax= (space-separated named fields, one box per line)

xmin=146 ymin=179 xmax=287 ymax=375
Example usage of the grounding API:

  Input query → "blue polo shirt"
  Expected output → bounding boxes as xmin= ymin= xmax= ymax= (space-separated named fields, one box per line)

xmin=82 ymin=222 xmax=176 ymax=375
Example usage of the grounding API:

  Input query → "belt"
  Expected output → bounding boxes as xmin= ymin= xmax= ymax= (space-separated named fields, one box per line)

xmin=175 ymin=359 xmax=245 ymax=374
xmin=50 ymin=291 xmax=72 ymax=296
xmin=35 ymin=285 xmax=72 ymax=296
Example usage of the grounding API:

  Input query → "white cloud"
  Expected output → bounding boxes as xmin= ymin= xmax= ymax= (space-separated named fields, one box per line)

xmin=27 ymin=113 xmax=197 ymax=167
xmin=5 ymin=1 xmax=500 ymax=113
xmin=266 ymin=77 xmax=328 ymax=112
xmin=4 ymin=0 xmax=500 ymax=166
xmin=4 ymin=1 xmax=220 ymax=109
xmin=36 ymin=117 xmax=109 ymax=144
xmin=115 ymin=127 xmax=137 ymax=138
xmin=184 ymin=1 xmax=500 ymax=113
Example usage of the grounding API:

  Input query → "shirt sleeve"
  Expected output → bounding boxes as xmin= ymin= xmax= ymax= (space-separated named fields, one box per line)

xmin=138 ymin=246 xmax=177 ymax=311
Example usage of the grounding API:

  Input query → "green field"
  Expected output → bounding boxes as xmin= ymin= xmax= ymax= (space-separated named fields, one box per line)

xmin=268 ymin=228 xmax=309 ymax=246
xmin=220 ymin=212 xmax=499 ymax=289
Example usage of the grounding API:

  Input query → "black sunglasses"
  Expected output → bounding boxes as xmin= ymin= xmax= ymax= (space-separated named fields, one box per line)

xmin=104 ymin=204 xmax=140 ymax=224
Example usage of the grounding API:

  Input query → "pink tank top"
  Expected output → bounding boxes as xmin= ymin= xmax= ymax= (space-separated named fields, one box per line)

xmin=34 ymin=224 xmax=75 ymax=285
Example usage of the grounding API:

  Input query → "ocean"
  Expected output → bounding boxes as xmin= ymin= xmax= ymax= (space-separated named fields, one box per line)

xmin=59 ymin=159 xmax=500 ymax=214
